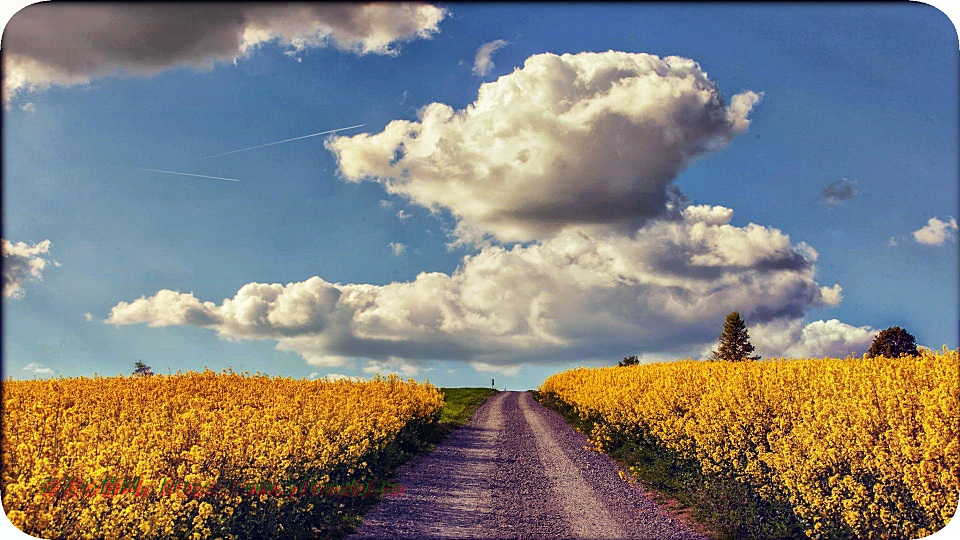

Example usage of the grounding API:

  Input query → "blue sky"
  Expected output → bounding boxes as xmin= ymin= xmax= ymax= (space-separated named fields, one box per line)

xmin=3 ymin=3 xmax=958 ymax=390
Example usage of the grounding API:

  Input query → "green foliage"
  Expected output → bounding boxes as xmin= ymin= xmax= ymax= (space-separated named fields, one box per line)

xmin=132 ymin=360 xmax=152 ymax=377
xmin=867 ymin=326 xmax=919 ymax=358
xmin=535 ymin=391 xmax=804 ymax=540
xmin=225 ymin=412 xmax=439 ymax=540
xmin=618 ymin=355 xmax=639 ymax=367
xmin=270 ymin=387 xmax=496 ymax=539
xmin=710 ymin=311 xmax=760 ymax=362
xmin=438 ymin=387 xmax=499 ymax=426
xmin=414 ymin=387 xmax=500 ymax=470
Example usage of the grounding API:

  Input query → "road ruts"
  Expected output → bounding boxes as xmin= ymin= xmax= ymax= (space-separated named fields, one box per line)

xmin=349 ymin=392 xmax=507 ymax=539
xmin=491 ymin=391 xmax=570 ymax=539
xmin=518 ymin=392 xmax=624 ymax=538
xmin=349 ymin=391 xmax=707 ymax=540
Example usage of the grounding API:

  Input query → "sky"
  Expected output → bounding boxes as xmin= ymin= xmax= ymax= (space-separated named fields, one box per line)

xmin=3 ymin=3 xmax=958 ymax=390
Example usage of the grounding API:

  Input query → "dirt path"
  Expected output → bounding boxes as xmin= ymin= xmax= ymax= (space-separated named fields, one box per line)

xmin=349 ymin=391 xmax=706 ymax=540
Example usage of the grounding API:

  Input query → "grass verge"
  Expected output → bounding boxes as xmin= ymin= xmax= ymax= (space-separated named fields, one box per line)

xmin=438 ymin=387 xmax=500 ymax=426
xmin=533 ymin=390 xmax=804 ymax=540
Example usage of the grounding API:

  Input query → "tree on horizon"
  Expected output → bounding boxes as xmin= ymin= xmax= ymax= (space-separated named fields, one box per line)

xmin=710 ymin=311 xmax=760 ymax=362
xmin=867 ymin=326 xmax=919 ymax=358
xmin=618 ymin=355 xmax=639 ymax=367
xmin=133 ymin=360 xmax=153 ymax=377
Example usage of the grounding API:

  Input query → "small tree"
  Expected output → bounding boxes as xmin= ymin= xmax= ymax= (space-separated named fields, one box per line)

xmin=618 ymin=355 xmax=639 ymax=367
xmin=867 ymin=326 xmax=919 ymax=358
xmin=710 ymin=311 xmax=760 ymax=362
xmin=133 ymin=360 xmax=153 ymax=377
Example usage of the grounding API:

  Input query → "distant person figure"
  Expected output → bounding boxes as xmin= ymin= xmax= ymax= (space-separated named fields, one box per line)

xmin=492 ymin=378 xmax=495 ymax=388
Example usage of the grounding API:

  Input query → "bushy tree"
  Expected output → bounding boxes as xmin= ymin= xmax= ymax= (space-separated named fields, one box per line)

xmin=710 ymin=311 xmax=760 ymax=362
xmin=618 ymin=355 xmax=639 ymax=367
xmin=867 ymin=326 xmax=919 ymax=358
xmin=133 ymin=360 xmax=153 ymax=377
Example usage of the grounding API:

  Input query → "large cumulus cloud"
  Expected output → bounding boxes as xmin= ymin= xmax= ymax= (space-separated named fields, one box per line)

xmin=3 ymin=3 xmax=447 ymax=103
xmin=2 ymin=239 xmax=55 ymax=300
xmin=106 ymin=206 xmax=857 ymax=370
xmin=99 ymin=48 xmax=878 ymax=373
xmin=327 ymin=51 xmax=761 ymax=243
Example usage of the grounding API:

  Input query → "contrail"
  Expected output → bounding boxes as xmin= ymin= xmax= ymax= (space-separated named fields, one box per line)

xmin=173 ymin=124 xmax=365 ymax=165
xmin=125 ymin=167 xmax=240 ymax=182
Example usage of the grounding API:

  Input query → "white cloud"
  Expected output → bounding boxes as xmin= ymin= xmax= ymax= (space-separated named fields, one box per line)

xmin=83 ymin=312 xmax=94 ymax=322
xmin=819 ymin=284 xmax=843 ymax=307
xmin=396 ymin=210 xmax=411 ymax=222
xmin=388 ymin=242 xmax=407 ymax=256
xmin=107 ymin=207 xmax=843 ymax=370
xmin=912 ymin=216 xmax=958 ymax=246
xmin=362 ymin=357 xmax=420 ymax=377
xmin=310 ymin=372 xmax=359 ymax=381
xmin=681 ymin=205 xmax=735 ymax=225
xmin=104 ymin=289 xmax=223 ymax=327
xmin=322 ymin=373 xmax=355 ymax=381
xmin=2 ymin=239 xmax=55 ymax=300
xmin=378 ymin=199 xmax=394 ymax=208
xmin=20 ymin=102 xmax=36 ymax=113
xmin=22 ymin=362 xmax=55 ymax=375
xmin=470 ymin=361 xmax=521 ymax=377
xmin=94 ymin=48 xmax=865 ymax=370
xmin=888 ymin=236 xmax=899 ymax=247
xmin=472 ymin=39 xmax=508 ymax=76
xmin=752 ymin=319 xmax=878 ymax=359
xmin=282 ymin=347 xmax=352 ymax=368
xmin=328 ymin=51 xmax=760 ymax=243
xmin=4 ymin=3 xmax=447 ymax=104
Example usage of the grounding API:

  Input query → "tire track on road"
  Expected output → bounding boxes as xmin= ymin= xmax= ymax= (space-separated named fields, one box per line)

xmin=521 ymin=391 xmax=708 ymax=540
xmin=519 ymin=391 xmax=625 ymax=539
xmin=492 ymin=392 xmax=568 ymax=539
xmin=350 ymin=391 xmax=706 ymax=540
xmin=350 ymin=391 xmax=506 ymax=539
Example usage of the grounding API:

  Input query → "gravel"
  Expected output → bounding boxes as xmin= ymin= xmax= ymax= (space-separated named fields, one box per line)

xmin=349 ymin=391 xmax=707 ymax=540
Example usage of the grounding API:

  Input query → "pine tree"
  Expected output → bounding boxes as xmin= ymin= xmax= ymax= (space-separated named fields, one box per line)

xmin=133 ymin=360 xmax=153 ymax=377
xmin=867 ymin=326 xmax=919 ymax=358
xmin=710 ymin=311 xmax=760 ymax=362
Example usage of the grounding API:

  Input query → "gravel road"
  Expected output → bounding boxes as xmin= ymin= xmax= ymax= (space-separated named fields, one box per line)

xmin=349 ymin=391 xmax=707 ymax=539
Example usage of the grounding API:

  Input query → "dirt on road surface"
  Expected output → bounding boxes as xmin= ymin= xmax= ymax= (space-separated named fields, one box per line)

xmin=349 ymin=391 xmax=707 ymax=540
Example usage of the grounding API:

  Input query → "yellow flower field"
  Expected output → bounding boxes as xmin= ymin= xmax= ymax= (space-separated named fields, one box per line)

xmin=1 ymin=370 xmax=444 ymax=539
xmin=539 ymin=348 xmax=959 ymax=539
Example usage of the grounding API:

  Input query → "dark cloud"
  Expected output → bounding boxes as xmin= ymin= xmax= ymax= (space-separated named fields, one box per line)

xmin=2 ymin=239 xmax=55 ymax=300
xmin=820 ymin=178 xmax=859 ymax=205
xmin=3 ymin=3 xmax=447 ymax=103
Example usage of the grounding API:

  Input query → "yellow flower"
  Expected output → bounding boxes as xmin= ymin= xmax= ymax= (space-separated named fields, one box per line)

xmin=1 ymin=370 xmax=444 ymax=538
xmin=539 ymin=348 xmax=959 ymax=539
